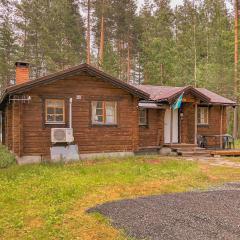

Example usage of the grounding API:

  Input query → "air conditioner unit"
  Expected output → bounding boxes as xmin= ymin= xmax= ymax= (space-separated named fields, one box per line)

xmin=51 ymin=128 xmax=74 ymax=143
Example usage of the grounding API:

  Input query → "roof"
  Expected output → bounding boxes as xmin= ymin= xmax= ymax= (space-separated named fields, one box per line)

xmin=1 ymin=63 xmax=236 ymax=107
xmin=0 ymin=63 xmax=149 ymax=104
xmin=196 ymin=88 xmax=236 ymax=105
xmin=136 ymin=85 xmax=236 ymax=106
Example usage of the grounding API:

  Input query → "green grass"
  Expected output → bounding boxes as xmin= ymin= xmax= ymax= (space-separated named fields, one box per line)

xmin=0 ymin=145 xmax=15 ymax=169
xmin=234 ymin=139 xmax=240 ymax=149
xmin=0 ymin=156 xmax=239 ymax=239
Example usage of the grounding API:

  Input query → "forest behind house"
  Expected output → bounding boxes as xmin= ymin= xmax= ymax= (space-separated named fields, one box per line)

xmin=0 ymin=0 xmax=238 ymax=130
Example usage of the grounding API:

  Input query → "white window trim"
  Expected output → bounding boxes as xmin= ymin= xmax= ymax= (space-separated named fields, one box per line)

xmin=91 ymin=101 xmax=117 ymax=125
xmin=45 ymin=99 xmax=65 ymax=124
xmin=198 ymin=107 xmax=209 ymax=125
xmin=139 ymin=108 xmax=148 ymax=126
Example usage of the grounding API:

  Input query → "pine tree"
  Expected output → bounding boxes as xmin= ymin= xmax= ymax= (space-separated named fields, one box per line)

xmin=15 ymin=0 xmax=86 ymax=77
xmin=139 ymin=0 xmax=175 ymax=85
xmin=0 ymin=0 xmax=18 ymax=89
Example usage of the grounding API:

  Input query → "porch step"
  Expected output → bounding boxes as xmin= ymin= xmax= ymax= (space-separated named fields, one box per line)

xmin=164 ymin=144 xmax=198 ymax=148
xmin=166 ymin=143 xmax=212 ymax=157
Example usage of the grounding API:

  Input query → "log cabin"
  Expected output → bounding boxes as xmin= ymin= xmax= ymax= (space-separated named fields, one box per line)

xmin=0 ymin=62 xmax=236 ymax=164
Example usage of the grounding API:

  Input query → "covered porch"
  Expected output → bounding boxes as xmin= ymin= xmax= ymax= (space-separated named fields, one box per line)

xmin=138 ymin=85 xmax=236 ymax=156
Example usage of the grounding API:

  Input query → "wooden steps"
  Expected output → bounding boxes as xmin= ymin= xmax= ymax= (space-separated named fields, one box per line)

xmin=166 ymin=144 xmax=212 ymax=157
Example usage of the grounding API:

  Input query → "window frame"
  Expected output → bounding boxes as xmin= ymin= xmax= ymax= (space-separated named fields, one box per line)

xmin=197 ymin=106 xmax=209 ymax=125
xmin=91 ymin=101 xmax=117 ymax=126
xmin=139 ymin=108 xmax=148 ymax=126
xmin=45 ymin=99 xmax=65 ymax=124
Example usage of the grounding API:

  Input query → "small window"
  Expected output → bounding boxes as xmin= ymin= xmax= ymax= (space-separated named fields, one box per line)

xmin=45 ymin=99 xmax=65 ymax=124
xmin=139 ymin=108 xmax=147 ymax=126
xmin=92 ymin=101 xmax=117 ymax=125
xmin=198 ymin=107 xmax=208 ymax=125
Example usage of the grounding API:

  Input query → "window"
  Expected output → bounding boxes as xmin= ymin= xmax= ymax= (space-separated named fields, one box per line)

xmin=45 ymin=99 xmax=65 ymax=124
xmin=92 ymin=101 xmax=117 ymax=125
xmin=198 ymin=107 xmax=208 ymax=125
xmin=139 ymin=108 xmax=147 ymax=126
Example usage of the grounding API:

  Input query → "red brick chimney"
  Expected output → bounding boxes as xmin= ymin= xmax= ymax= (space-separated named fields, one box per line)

xmin=15 ymin=61 xmax=30 ymax=84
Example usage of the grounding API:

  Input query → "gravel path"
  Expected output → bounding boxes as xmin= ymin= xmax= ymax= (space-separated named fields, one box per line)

xmin=88 ymin=184 xmax=240 ymax=240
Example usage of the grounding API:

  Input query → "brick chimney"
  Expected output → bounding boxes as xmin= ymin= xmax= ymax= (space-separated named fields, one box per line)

xmin=15 ymin=61 xmax=30 ymax=84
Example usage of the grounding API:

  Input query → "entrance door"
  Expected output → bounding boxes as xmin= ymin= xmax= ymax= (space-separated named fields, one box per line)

xmin=164 ymin=108 xmax=179 ymax=144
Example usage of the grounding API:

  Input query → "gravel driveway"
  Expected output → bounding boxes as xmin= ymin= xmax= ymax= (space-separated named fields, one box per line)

xmin=88 ymin=184 xmax=240 ymax=240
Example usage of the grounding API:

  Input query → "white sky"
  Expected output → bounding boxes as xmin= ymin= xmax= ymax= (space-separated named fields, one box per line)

xmin=137 ymin=0 xmax=232 ymax=11
xmin=137 ymin=0 xmax=184 ymax=9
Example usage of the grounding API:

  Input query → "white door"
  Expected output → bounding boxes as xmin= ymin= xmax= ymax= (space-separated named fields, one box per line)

xmin=164 ymin=108 xmax=179 ymax=144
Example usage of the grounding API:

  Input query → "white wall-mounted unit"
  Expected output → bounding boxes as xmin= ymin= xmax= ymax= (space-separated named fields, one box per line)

xmin=51 ymin=128 xmax=74 ymax=143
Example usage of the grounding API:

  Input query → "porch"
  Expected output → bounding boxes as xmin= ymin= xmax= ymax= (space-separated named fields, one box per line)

xmin=138 ymin=92 xmax=234 ymax=157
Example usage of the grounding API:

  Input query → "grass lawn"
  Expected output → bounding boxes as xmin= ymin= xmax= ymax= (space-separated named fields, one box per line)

xmin=1 ymin=156 xmax=240 ymax=240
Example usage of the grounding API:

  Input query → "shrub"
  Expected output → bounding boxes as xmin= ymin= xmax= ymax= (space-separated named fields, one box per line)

xmin=0 ymin=145 xmax=15 ymax=168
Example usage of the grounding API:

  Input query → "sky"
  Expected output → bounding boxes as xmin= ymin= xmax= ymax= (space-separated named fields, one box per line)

xmin=137 ymin=0 xmax=184 ymax=9
xmin=137 ymin=0 xmax=232 ymax=11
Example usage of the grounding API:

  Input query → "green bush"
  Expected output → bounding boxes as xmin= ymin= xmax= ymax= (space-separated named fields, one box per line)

xmin=0 ymin=145 xmax=15 ymax=168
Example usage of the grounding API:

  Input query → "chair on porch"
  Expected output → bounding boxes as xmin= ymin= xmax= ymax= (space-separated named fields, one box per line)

xmin=223 ymin=134 xmax=235 ymax=149
xmin=198 ymin=134 xmax=235 ymax=150
xmin=197 ymin=135 xmax=208 ymax=148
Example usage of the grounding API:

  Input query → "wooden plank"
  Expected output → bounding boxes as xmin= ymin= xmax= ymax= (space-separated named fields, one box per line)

xmin=211 ymin=150 xmax=240 ymax=156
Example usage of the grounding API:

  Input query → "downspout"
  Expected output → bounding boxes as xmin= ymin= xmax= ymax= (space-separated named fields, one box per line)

xmin=69 ymin=98 xmax=73 ymax=128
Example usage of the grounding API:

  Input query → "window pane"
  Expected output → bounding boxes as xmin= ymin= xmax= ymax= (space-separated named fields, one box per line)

xmin=106 ymin=115 xmax=115 ymax=124
xmin=47 ymin=114 xmax=54 ymax=122
xmin=47 ymin=107 xmax=54 ymax=114
xmin=96 ymin=101 xmax=103 ymax=108
xmin=97 ymin=116 xmax=103 ymax=122
xmin=56 ymin=108 xmax=63 ymax=114
xmin=96 ymin=109 xmax=103 ymax=115
xmin=106 ymin=102 xmax=115 ymax=115
xmin=55 ymin=101 xmax=64 ymax=108
xmin=139 ymin=109 xmax=147 ymax=125
xmin=56 ymin=115 xmax=63 ymax=122
xmin=106 ymin=102 xmax=116 ymax=124
xmin=198 ymin=107 xmax=208 ymax=124
xmin=92 ymin=101 xmax=104 ymax=124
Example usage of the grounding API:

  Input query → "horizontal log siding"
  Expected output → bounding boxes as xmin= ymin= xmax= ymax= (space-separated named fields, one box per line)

xmin=197 ymin=106 xmax=227 ymax=146
xmin=21 ymin=74 xmax=139 ymax=157
xmin=139 ymin=109 xmax=164 ymax=147
xmin=181 ymin=104 xmax=227 ymax=146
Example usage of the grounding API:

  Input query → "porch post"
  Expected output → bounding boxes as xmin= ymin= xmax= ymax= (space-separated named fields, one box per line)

xmin=220 ymin=106 xmax=223 ymax=149
xmin=170 ymin=108 xmax=173 ymax=145
xmin=194 ymin=103 xmax=197 ymax=145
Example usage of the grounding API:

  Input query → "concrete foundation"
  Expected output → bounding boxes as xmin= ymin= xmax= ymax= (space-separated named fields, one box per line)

xmin=79 ymin=151 xmax=134 ymax=160
xmin=17 ymin=156 xmax=42 ymax=165
xmin=16 ymin=151 xmax=135 ymax=165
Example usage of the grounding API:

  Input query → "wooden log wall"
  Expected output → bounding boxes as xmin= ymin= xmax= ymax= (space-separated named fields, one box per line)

xmin=7 ymin=73 xmax=140 ymax=158
xmin=139 ymin=109 xmax=165 ymax=147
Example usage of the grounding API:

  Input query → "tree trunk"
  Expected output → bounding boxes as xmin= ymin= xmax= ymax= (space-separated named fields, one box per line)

xmin=87 ymin=0 xmax=91 ymax=64
xmin=127 ymin=36 xmax=131 ymax=83
xmin=233 ymin=0 xmax=239 ymax=139
xmin=99 ymin=0 xmax=105 ymax=68
xmin=193 ymin=0 xmax=197 ymax=87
